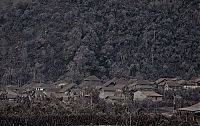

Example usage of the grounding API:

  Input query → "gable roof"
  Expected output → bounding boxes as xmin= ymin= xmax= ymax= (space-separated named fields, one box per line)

xmin=111 ymin=78 xmax=129 ymax=90
xmin=53 ymin=80 xmax=70 ymax=85
xmin=177 ymin=80 xmax=186 ymax=85
xmin=103 ymin=77 xmax=118 ymax=87
xmin=158 ymin=80 xmax=182 ymax=87
xmin=165 ymin=81 xmax=182 ymax=87
xmin=59 ymin=83 xmax=77 ymax=92
xmin=138 ymin=90 xmax=162 ymax=97
xmin=184 ymin=80 xmax=197 ymax=86
xmin=136 ymin=80 xmax=155 ymax=85
xmin=84 ymin=75 xmax=101 ymax=81
xmin=128 ymin=79 xmax=138 ymax=84
xmin=155 ymin=78 xmax=168 ymax=84
xmin=106 ymin=95 xmax=126 ymax=100
xmin=115 ymin=77 xmax=129 ymax=85
xmin=194 ymin=77 xmax=200 ymax=83
xmin=101 ymin=87 xmax=117 ymax=92
xmin=179 ymin=102 xmax=200 ymax=112
xmin=114 ymin=84 xmax=127 ymax=89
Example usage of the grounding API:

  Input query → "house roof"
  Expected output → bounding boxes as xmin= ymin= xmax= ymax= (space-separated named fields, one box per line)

xmin=59 ymin=83 xmax=77 ymax=92
xmin=194 ymin=78 xmax=200 ymax=83
xmin=53 ymin=80 xmax=70 ymax=85
xmin=115 ymin=77 xmax=129 ymax=85
xmin=179 ymin=102 xmax=200 ymax=112
xmin=166 ymin=81 xmax=182 ymax=87
xmin=135 ymin=80 xmax=155 ymax=85
xmin=106 ymin=95 xmax=126 ymax=100
xmin=79 ymin=81 xmax=102 ymax=88
xmin=128 ymin=79 xmax=138 ymax=84
xmin=114 ymin=84 xmax=126 ymax=89
xmin=170 ymin=77 xmax=181 ymax=81
xmin=101 ymin=87 xmax=117 ymax=91
xmin=84 ymin=75 xmax=101 ymax=81
xmin=184 ymin=80 xmax=197 ymax=86
xmin=158 ymin=80 xmax=182 ymax=87
xmin=177 ymin=80 xmax=186 ymax=85
xmin=24 ymin=82 xmax=45 ymax=88
xmin=79 ymin=76 xmax=103 ymax=88
xmin=155 ymin=78 xmax=168 ymax=84
xmin=103 ymin=77 xmax=118 ymax=87
xmin=139 ymin=91 xmax=162 ymax=97
xmin=51 ymin=92 xmax=64 ymax=99
xmin=70 ymin=88 xmax=82 ymax=95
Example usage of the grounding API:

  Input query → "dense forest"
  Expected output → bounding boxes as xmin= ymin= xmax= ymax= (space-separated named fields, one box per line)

xmin=0 ymin=0 xmax=200 ymax=85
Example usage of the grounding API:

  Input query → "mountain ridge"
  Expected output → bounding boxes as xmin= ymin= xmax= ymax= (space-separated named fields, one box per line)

xmin=0 ymin=0 xmax=200 ymax=85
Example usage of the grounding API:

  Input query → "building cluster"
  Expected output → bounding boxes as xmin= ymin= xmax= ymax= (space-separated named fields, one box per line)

xmin=0 ymin=75 xmax=200 ymax=104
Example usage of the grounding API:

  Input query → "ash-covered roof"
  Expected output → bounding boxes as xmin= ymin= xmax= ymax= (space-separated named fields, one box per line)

xmin=84 ymin=75 xmax=101 ymax=81
xmin=139 ymin=90 xmax=162 ymax=97
xmin=59 ymin=83 xmax=77 ymax=92
xmin=179 ymin=102 xmax=200 ymax=112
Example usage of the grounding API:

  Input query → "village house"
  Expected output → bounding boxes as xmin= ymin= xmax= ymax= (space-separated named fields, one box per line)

xmin=102 ymin=77 xmax=118 ymax=87
xmin=129 ymin=80 xmax=156 ymax=91
xmin=79 ymin=75 xmax=103 ymax=89
xmin=99 ymin=77 xmax=128 ymax=100
xmin=134 ymin=90 xmax=163 ymax=101
xmin=178 ymin=102 xmax=200 ymax=113
xmin=68 ymin=88 xmax=83 ymax=100
xmin=99 ymin=87 xmax=116 ymax=99
xmin=56 ymin=83 xmax=78 ymax=100
xmin=155 ymin=78 xmax=169 ymax=85
xmin=182 ymin=77 xmax=200 ymax=89
xmin=157 ymin=80 xmax=183 ymax=91
xmin=22 ymin=82 xmax=58 ymax=92
xmin=53 ymin=80 xmax=71 ymax=87
xmin=178 ymin=102 xmax=200 ymax=125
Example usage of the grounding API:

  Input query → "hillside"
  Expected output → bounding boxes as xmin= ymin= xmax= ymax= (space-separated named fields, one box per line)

xmin=0 ymin=0 xmax=200 ymax=85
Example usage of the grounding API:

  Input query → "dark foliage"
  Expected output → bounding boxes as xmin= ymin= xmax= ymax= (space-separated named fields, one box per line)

xmin=0 ymin=101 xmax=198 ymax=126
xmin=0 ymin=0 xmax=200 ymax=84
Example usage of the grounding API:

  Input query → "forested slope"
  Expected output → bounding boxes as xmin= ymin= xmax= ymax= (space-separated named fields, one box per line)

xmin=0 ymin=0 xmax=200 ymax=85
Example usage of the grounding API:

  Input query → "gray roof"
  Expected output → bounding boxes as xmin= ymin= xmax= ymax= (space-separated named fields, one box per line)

xmin=138 ymin=91 xmax=162 ymax=97
xmin=84 ymin=75 xmax=101 ymax=81
xmin=159 ymin=81 xmax=182 ymax=87
xmin=134 ymin=80 xmax=155 ymax=85
xmin=115 ymin=77 xmax=129 ymax=85
xmin=79 ymin=76 xmax=103 ymax=88
xmin=155 ymin=78 xmax=168 ymax=84
xmin=184 ymin=80 xmax=197 ymax=86
xmin=103 ymin=77 xmax=118 ymax=87
xmin=59 ymin=83 xmax=77 ymax=92
xmin=128 ymin=79 xmax=138 ymax=84
xmin=106 ymin=95 xmax=126 ymax=100
xmin=179 ymin=102 xmax=200 ymax=112
xmin=114 ymin=84 xmax=126 ymax=89
xmin=101 ymin=87 xmax=117 ymax=92
xmin=53 ymin=80 xmax=70 ymax=85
